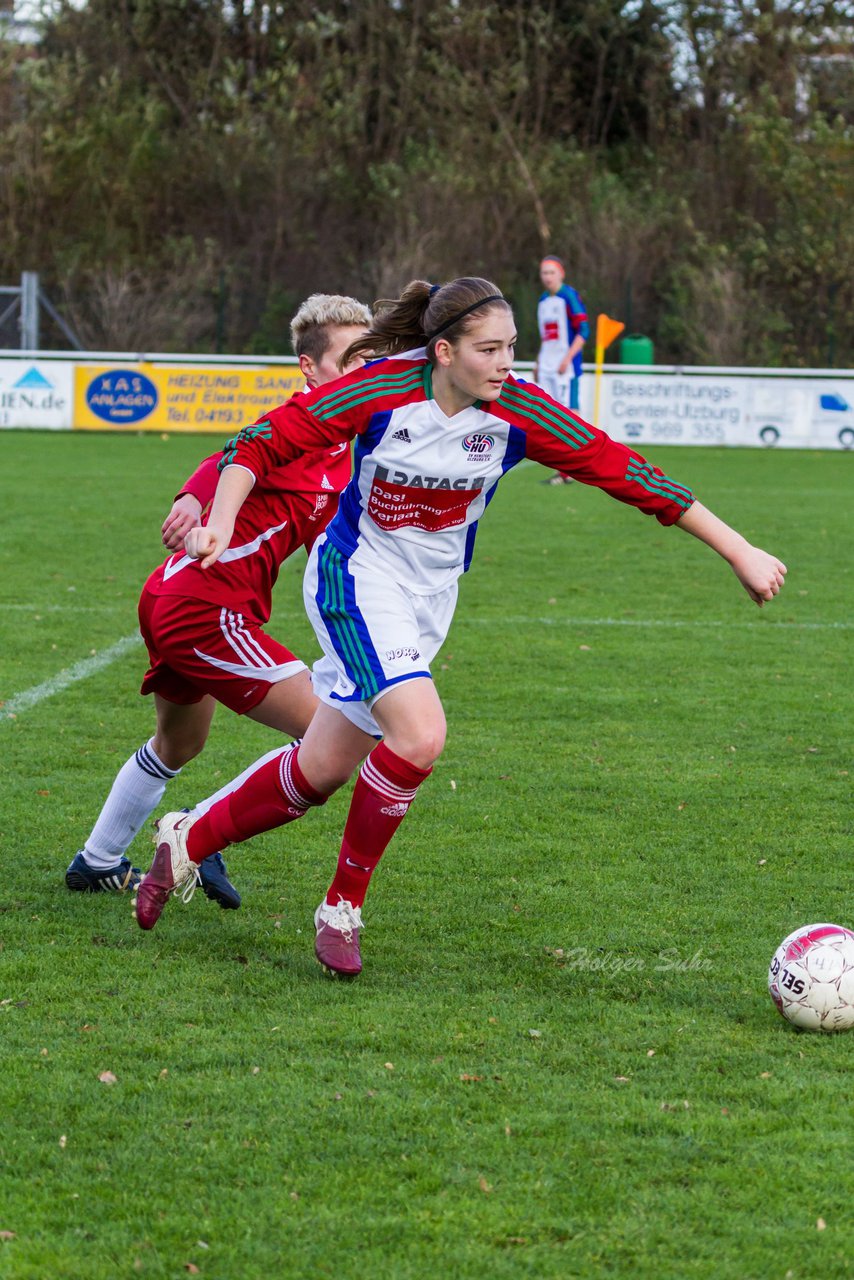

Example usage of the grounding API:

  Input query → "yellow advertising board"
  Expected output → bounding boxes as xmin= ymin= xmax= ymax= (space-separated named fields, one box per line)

xmin=73 ymin=362 xmax=305 ymax=432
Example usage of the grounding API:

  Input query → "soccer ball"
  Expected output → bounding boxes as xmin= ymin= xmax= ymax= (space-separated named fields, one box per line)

xmin=768 ymin=923 xmax=854 ymax=1032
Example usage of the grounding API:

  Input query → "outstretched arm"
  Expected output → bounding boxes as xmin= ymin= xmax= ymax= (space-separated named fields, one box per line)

xmin=184 ymin=465 xmax=255 ymax=568
xmin=676 ymin=500 xmax=787 ymax=606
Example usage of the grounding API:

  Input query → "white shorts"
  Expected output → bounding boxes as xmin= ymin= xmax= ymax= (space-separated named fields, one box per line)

xmin=303 ymin=535 xmax=458 ymax=736
xmin=538 ymin=369 xmax=580 ymax=410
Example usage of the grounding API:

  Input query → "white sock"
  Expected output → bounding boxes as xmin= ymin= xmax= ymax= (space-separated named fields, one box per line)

xmin=192 ymin=742 xmax=295 ymax=817
xmin=83 ymin=739 xmax=179 ymax=869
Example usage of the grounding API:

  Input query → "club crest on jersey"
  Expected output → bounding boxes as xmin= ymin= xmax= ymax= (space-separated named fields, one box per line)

xmin=462 ymin=432 xmax=495 ymax=459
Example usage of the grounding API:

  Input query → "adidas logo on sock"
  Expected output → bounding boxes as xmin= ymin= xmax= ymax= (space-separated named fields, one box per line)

xmin=391 ymin=428 xmax=412 ymax=443
xmin=380 ymin=802 xmax=409 ymax=817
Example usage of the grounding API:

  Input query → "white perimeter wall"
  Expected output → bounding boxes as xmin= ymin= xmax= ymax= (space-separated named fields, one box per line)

xmin=2 ymin=350 xmax=853 ymax=449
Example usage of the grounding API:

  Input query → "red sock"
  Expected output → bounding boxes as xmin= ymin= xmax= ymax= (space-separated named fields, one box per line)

xmin=325 ymin=742 xmax=432 ymax=909
xmin=186 ymin=745 xmax=326 ymax=863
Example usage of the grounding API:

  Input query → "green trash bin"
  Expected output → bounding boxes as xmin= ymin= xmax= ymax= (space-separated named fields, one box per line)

xmin=619 ymin=333 xmax=654 ymax=365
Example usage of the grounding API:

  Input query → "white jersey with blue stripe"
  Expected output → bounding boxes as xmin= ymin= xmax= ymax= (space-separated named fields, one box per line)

xmin=324 ymin=355 xmax=525 ymax=594
xmin=220 ymin=350 xmax=694 ymax=602
xmin=537 ymin=284 xmax=589 ymax=378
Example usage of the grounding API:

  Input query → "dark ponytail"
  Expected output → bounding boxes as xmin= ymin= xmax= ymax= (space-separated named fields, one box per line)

xmin=340 ymin=276 xmax=511 ymax=369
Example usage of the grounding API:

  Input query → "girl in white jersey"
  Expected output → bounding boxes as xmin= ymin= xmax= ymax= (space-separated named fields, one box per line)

xmin=135 ymin=277 xmax=787 ymax=978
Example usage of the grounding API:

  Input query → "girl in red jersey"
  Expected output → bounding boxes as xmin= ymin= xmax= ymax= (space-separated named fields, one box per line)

xmin=66 ymin=295 xmax=371 ymax=903
xmin=135 ymin=278 xmax=786 ymax=974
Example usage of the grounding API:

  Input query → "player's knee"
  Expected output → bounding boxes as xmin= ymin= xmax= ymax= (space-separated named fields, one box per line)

xmin=318 ymin=758 xmax=357 ymax=795
xmin=424 ymin=724 xmax=447 ymax=765
xmin=392 ymin=724 xmax=446 ymax=771
xmin=153 ymin=731 xmax=206 ymax=771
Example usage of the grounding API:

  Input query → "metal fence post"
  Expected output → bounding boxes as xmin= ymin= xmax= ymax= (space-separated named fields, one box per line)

xmin=20 ymin=271 xmax=39 ymax=349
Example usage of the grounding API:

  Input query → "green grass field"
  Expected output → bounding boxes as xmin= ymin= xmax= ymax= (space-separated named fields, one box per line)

xmin=1 ymin=431 xmax=852 ymax=1279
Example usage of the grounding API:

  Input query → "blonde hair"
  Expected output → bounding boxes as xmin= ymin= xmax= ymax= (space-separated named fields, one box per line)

xmin=341 ymin=277 xmax=511 ymax=367
xmin=290 ymin=293 xmax=373 ymax=362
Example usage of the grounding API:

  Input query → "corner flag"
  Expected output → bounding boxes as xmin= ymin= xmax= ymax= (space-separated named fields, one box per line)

xmin=593 ymin=314 xmax=625 ymax=427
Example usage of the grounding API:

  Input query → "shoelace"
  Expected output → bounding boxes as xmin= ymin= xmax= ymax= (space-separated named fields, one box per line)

xmin=174 ymin=863 xmax=202 ymax=905
xmin=325 ymin=899 xmax=364 ymax=942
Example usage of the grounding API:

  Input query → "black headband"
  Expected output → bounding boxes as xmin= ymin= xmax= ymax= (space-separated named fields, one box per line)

xmin=427 ymin=294 xmax=505 ymax=342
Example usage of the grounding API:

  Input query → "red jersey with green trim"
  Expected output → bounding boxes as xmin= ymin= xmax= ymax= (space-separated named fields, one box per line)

xmin=144 ymin=428 xmax=350 ymax=619
xmin=217 ymin=350 xmax=694 ymax=594
xmin=179 ymin=440 xmax=349 ymax=507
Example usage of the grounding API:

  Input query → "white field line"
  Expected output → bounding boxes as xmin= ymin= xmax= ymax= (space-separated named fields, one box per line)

xmin=0 ymin=603 xmax=126 ymax=612
xmin=3 ymin=611 xmax=847 ymax=727
xmin=458 ymin=615 xmax=854 ymax=632
xmin=4 ymin=606 xmax=849 ymax=630
xmin=3 ymin=632 xmax=142 ymax=721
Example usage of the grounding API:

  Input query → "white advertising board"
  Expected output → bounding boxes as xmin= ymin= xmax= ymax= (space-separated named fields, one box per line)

xmin=578 ymin=370 xmax=854 ymax=450
xmin=0 ymin=359 xmax=73 ymax=429
xmin=0 ymin=352 xmax=852 ymax=448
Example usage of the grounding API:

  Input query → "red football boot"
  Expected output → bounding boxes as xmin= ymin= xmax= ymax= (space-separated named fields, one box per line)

xmin=314 ymin=898 xmax=364 ymax=978
xmin=134 ymin=812 xmax=201 ymax=931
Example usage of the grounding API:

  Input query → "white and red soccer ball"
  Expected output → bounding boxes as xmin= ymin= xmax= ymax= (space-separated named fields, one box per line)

xmin=768 ymin=923 xmax=854 ymax=1032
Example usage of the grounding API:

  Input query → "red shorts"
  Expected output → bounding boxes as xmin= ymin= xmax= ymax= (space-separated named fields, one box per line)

xmin=138 ymin=588 xmax=306 ymax=714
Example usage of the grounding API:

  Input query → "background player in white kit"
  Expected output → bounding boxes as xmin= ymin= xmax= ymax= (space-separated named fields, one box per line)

xmin=534 ymin=254 xmax=589 ymax=410
xmin=65 ymin=294 xmax=371 ymax=903
xmin=135 ymin=276 xmax=786 ymax=979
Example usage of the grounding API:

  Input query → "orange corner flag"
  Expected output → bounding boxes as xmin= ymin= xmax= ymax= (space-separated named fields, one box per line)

xmin=592 ymin=314 xmax=625 ymax=428
xmin=596 ymin=314 xmax=625 ymax=351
